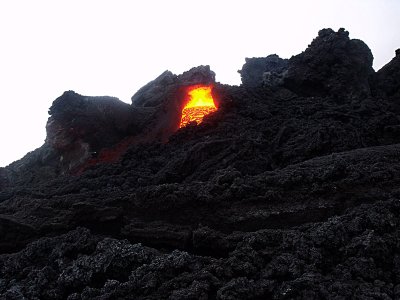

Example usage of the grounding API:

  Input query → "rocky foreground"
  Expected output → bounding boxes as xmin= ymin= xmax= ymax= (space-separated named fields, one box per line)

xmin=1 ymin=28 xmax=400 ymax=299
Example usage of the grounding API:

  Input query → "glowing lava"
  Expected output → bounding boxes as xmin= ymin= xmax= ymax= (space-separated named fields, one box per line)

xmin=180 ymin=86 xmax=217 ymax=128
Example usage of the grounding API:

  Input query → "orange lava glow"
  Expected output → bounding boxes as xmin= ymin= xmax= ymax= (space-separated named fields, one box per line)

xmin=180 ymin=86 xmax=217 ymax=128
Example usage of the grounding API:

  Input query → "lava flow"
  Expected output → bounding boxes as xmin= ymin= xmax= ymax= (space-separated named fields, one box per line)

xmin=179 ymin=86 xmax=217 ymax=128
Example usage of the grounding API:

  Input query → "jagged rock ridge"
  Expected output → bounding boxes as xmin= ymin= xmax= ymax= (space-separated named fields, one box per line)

xmin=1 ymin=28 xmax=400 ymax=299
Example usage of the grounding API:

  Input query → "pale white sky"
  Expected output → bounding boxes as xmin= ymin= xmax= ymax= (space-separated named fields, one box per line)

xmin=0 ymin=0 xmax=399 ymax=167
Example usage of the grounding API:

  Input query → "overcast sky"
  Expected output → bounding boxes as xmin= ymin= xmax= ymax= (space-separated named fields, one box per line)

xmin=0 ymin=0 xmax=399 ymax=167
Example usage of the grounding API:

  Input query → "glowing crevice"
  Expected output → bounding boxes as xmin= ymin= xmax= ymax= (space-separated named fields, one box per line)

xmin=180 ymin=86 xmax=217 ymax=128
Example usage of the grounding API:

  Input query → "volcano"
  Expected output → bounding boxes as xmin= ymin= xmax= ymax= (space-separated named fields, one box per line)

xmin=1 ymin=28 xmax=400 ymax=299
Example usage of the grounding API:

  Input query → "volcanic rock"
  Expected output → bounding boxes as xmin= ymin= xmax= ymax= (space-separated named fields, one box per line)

xmin=238 ymin=54 xmax=288 ymax=88
xmin=2 ymin=66 xmax=216 ymax=177
xmin=373 ymin=48 xmax=400 ymax=99
xmin=1 ymin=28 xmax=400 ymax=299
xmin=283 ymin=28 xmax=374 ymax=98
xmin=130 ymin=65 xmax=217 ymax=143
xmin=239 ymin=28 xmax=375 ymax=99
xmin=131 ymin=70 xmax=177 ymax=108
xmin=131 ymin=65 xmax=215 ymax=107
xmin=0 ymin=168 xmax=8 ymax=189
xmin=45 ymin=91 xmax=145 ymax=171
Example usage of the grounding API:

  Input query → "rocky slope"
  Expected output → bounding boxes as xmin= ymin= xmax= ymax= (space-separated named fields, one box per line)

xmin=1 ymin=28 xmax=400 ymax=299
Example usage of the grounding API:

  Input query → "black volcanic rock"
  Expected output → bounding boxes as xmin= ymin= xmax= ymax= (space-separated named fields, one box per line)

xmin=47 ymin=91 xmax=140 ymax=150
xmin=238 ymin=54 xmax=288 ymax=88
xmin=2 ymin=66 xmax=217 ymax=177
xmin=283 ymin=28 xmax=374 ymax=98
xmin=178 ymin=65 xmax=216 ymax=87
xmin=1 ymin=28 xmax=400 ymax=299
xmin=373 ymin=48 xmax=400 ymax=99
xmin=45 ymin=91 xmax=154 ymax=172
xmin=131 ymin=65 xmax=215 ymax=107
xmin=239 ymin=28 xmax=374 ymax=99
xmin=130 ymin=65 xmax=217 ymax=143
xmin=0 ymin=168 xmax=8 ymax=189
xmin=131 ymin=70 xmax=177 ymax=107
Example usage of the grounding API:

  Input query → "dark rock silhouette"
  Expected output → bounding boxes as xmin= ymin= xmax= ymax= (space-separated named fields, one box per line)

xmin=238 ymin=54 xmax=288 ymax=88
xmin=46 ymin=91 xmax=143 ymax=171
xmin=1 ymin=28 xmax=400 ymax=299
xmin=283 ymin=28 xmax=374 ymax=98
xmin=131 ymin=66 xmax=215 ymax=108
xmin=2 ymin=66 xmax=216 ymax=176
xmin=239 ymin=28 xmax=375 ymax=99
xmin=373 ymin=48 xmax=400 ymax=99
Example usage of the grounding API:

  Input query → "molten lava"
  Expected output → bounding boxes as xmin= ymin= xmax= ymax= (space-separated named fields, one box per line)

xmin=180 ymin=86 xmax=217 ymax=128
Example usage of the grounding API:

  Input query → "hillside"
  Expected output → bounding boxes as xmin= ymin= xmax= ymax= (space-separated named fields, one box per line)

xmin=1 ymin=28 xmax=400 ymax=299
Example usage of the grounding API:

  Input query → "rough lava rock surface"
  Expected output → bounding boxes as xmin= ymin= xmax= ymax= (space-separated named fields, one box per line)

xmin=283 ymin=28 xmax=374 ymax=98
xmin=238 ymin=54 xmax=288 ymax=88
xmin=373 ymin=48 xmax=400 ymax=100
xmin=1 ymin=28 xmax=400 ymax=299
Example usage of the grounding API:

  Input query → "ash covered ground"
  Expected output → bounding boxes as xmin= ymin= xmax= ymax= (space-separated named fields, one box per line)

xmin=1 ymin=28 xmax=400 ymax=299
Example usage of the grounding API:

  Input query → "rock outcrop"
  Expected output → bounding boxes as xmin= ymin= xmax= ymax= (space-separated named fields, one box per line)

xmin=3 ymin=66 xmax=216 ymax=176
xmin=46 ymin=91 xmax=143 ymax=171
xmin=239 ymin=28 xmax=374 ymax=99
xmin=131 ymin=65 xmax=215 ymax=108
xmin=283 ymin=28 xmax=374 ymax=98
xmin=373 ymin=48 xmax=400 ymax=99
xmin=238 ymin=54 xmax=288 ymax=88
xmin=1 ymin=28 xmax=400 ymax=299
xmin=130 ymin=65 xmax=216 ymax=144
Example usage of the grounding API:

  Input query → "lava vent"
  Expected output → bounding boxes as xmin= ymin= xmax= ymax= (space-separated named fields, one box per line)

xmin=180 ymin=85 xmax=217 ymax=128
